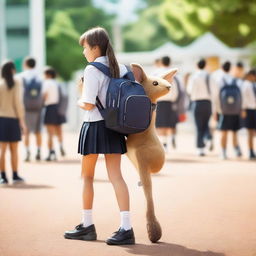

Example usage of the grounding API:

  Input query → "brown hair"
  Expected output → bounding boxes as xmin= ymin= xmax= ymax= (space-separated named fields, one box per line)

xmin=44 ymin=66 xmax=57 ymax=78
xmin=79 ymin=27 xmax=120 ymax=78
xmin=1 ymin=61 xmax=16 ymax=89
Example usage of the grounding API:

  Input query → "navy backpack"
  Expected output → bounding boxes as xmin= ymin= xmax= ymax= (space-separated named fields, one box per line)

xmin=219 ymin=78 xmax=242 ymax=115
xmin=23 ymin=77 xmax=43 ymax=111
xmin=89 ymin=62 xmax=153 ymax=135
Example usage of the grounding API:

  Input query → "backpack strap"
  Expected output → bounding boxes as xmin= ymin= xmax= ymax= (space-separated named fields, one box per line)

xmin=173 ymin=76 xmax=181 ymax=103
xmin=89 ymin=62 xmax=111 ymax=77
xmin=123 ymin=65 xmax=135 ymax=81
xmin=253 ymin=82 xmax=256 ymax=99
xmin=205 ymin=74 xmax=211 ymax=95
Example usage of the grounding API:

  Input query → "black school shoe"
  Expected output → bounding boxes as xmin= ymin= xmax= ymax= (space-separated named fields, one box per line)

xmin=0 ymin=177 xmax=8 ymax=185
xmin=64 ymin=224 xmax=97 ymax=241
xmin=106 ymin=228 xmax=135 ymax=245
xmin=13 ymin=174 xmax=25 ymax=184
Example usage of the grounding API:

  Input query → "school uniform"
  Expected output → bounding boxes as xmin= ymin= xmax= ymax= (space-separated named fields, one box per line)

xmin=154 ymin=67 xmax=179 ymax=128
xmin=0 ymin=78 xmax=24 ymax=142
xmin=43 ymin=79 xmax=66 ymax=125
xmin=78 ymin=56 xmax=127 ymax=156
xmin=211 ymin=72 xmax=244 ymax=131
xmin=242 ymin=80 xmax=256 ymax=130
xmin=187 ymin=70 xmax=212 ymax=148
xmin=19 ymin=69 xmax=43 ymax=133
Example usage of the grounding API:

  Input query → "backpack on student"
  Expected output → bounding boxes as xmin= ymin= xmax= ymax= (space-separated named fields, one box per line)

xmin=253 ymin=82 xmax=256 ymax=101
xmin=172 ymin=76 xmax=186 ymax=115
xmin=219 ymin=78 xmax=242 ymax=115
xmin=57 ymin=83 xmax=68 ymax=117
xmin=23 ymin=77 xmax=43 ymax=111
xmin=89 ymin=62 xmax=153 ymax=135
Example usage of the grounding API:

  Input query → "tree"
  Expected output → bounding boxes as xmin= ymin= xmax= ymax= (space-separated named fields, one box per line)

xmin=124 ymin=0 xmax=256 ymax=52
xmin=45 ymin=1 xmax=114 ymax=80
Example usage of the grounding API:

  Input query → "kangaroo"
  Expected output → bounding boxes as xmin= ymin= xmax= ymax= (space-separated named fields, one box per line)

xmin=126 ymin=64 xmax=177 ymax=243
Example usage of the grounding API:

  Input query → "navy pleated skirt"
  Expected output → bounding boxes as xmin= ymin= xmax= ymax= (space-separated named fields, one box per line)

xmin=156 ymin=101 xmax=178 ymax=128
xmin=44 ymin=104 xmax=66 ymax=125
xmin=0 ymin=117 xmax=21 ymax=142
xmin=78 ymin=120 xmax=127 ymax=156
xmin=244 ymin=109 xmax=256 ymax=129
xmin=218 ymin=114 xmax=241 ymax=131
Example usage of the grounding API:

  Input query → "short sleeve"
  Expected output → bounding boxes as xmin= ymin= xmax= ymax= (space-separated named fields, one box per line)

xmin=80 ymin=66 xmax=100 ymax=105
xmin=42 ymin=80 xmax=50 ymax=94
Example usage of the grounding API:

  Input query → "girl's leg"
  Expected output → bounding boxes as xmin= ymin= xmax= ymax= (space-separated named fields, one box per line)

xmin=82 ymin=154 xmax=98 ymax=210
xmin=221 ymin=131 xmax=228 ymax=159
xmin=55 ymin=125 xmax=65 ymax=156
xmin=9 ymin=142 xmax=18 ymax=172
xmin=35 ymin=132 xmax=42 ymax=160
xmin=105 ymin=154 xmax=129 ymax=212
xmin=0 ymin=142 xmax=8 ymax=183
xmin=157 ymin=128 xmax=168 ymax=152
xmin=104 ymin=154 xmax=135 ymax=245
xmin=64 ymin=154 xmax=98 ymax=241
xmin=232 ymin=131 xmax=242 ymax=157
xmin=46 ymin=125 xmax=56 ymax=160
xmin=9 ymin=142 xmax=24 ymax=182
xmin=248 ymin=129 xmax=255 ymax=159
xmin=46 ymin=125 xmax=54 ymax=151
xmin=24 ymin=129 xmax=30 ymax=161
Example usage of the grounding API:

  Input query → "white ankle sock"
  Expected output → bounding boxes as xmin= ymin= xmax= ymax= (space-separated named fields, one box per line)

xmin=120 ymin=211 xmax=132 ymax=231
xmin=82 ymin=209 xmax=93 ymax=227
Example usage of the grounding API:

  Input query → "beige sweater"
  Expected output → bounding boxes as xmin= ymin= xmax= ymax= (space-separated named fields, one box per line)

xmin=0 ymin=78 xmax=24 ymax=119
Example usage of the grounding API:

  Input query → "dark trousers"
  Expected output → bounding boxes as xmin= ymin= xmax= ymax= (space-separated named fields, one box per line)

xmin=193 ymin=100 xmax=212 ymax=148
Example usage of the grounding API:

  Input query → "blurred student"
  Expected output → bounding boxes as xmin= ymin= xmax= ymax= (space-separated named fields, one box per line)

xmin=242 ymin=70 xmax=256 ymax=160
xmin=212 ymin=61 xmax=245 ymax=159
xmin=43 ymin=67 xmax=66 ymax=161
xmin=155 ymin=56 xmax=184 ymax=151
xmin=0 ymin=61 xmax=26 ymax=185
xmin=232 ymin=61 xmax=245 ymax=80
xmin=187 ymin=59 xmax=213 ymax=156
xmin=20 ymin=57 xmax=43 ymax=161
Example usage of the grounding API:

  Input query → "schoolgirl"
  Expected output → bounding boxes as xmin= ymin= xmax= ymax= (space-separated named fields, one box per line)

xmin=154 ymin=56 xmax=180 ymax=152
xmin=0 ymin=61 xmax=26 ymax=185
xmin=242 ymin=70 xmax=256 ymax=159
xmin=42 ymin=67 xmax=66 ymax=161
xmin=64 ymin=27 xmax=135 ymax=245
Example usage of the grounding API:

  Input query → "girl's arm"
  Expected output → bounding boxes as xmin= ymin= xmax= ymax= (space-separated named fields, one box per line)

xmin=77 ymin=99 xmax=95 ymax=110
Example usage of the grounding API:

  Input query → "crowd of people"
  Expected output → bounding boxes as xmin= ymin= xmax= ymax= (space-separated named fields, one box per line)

xmin=153 ymin=56 xmax=256 ymax=160
xmin=0 ymin=58 xmax=67 ymax=185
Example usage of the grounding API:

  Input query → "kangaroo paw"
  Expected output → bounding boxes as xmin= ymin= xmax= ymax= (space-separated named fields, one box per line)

xmin=147 ymin=219 xmax=162 ymax=243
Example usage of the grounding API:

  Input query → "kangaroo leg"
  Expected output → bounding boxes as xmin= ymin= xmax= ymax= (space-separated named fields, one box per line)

xmin=138 ymin=161 xmax=162 ymax=243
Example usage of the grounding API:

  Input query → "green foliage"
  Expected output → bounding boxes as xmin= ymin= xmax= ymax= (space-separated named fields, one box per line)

xmin=125 ymin=0 xmax=256 ymax=51
xmin=45 ymin=1 xmax=114 ymax=80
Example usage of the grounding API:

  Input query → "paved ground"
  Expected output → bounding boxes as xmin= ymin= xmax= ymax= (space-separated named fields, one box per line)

xmin=0 ymin=129 xmax=256 ymax=256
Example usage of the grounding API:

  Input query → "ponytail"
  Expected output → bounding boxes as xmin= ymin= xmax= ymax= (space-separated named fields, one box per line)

xmin=79 ymin=27 xmax=120 ymax=78
xmin=106 ymin=42 xmax=120 ymax=78
xmin=1 ymin=61 xmax=15 ymax=89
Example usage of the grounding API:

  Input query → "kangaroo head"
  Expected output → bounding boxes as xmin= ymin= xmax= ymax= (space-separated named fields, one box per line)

xmin=131 ymin=64 xmax=178 ymax=103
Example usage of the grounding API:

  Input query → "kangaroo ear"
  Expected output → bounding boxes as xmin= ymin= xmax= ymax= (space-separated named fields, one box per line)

xmin=131 ymin=63 xmax=147 ymax=83
xmin=161 ymin=68 xmax=178 ymax=83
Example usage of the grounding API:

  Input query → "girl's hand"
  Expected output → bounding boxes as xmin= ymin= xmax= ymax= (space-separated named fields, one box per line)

xmin=19 ymin=120 xmax=27 ymax=135
xmin=241 ymin=110 xmax=246 ymax=119
xmin=77 ymin=77 xmax=83 ymax=96
xmin=77 ymin=99 xmax=95 ymax=110
xmin=213 ymin=112 xmax=218 ymax=121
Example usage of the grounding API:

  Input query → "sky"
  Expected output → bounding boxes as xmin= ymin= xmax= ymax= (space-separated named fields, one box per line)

xmin=93 ymin=0 xmax=145 ymax=24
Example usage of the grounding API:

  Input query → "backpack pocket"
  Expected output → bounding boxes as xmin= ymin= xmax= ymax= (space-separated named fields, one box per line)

xmin=123 ymin=95 xmax=151 ymax=130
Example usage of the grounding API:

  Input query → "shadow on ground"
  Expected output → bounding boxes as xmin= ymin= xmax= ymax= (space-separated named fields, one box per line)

xmin=123 ymin=242 xmax=225 ymax=256
xmin=0 ymin=184 xmax=54 ymax=189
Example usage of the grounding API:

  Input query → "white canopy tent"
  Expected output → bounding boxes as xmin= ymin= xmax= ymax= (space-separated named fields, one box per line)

xmin=116 ymin=32 xmax=251 ymax=74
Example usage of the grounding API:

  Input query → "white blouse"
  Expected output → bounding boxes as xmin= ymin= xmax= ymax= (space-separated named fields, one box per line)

xmin=42 ymin=79 xmax=59 ymax=106
xmin=80 ymin=56 xmax=127 ymax=122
